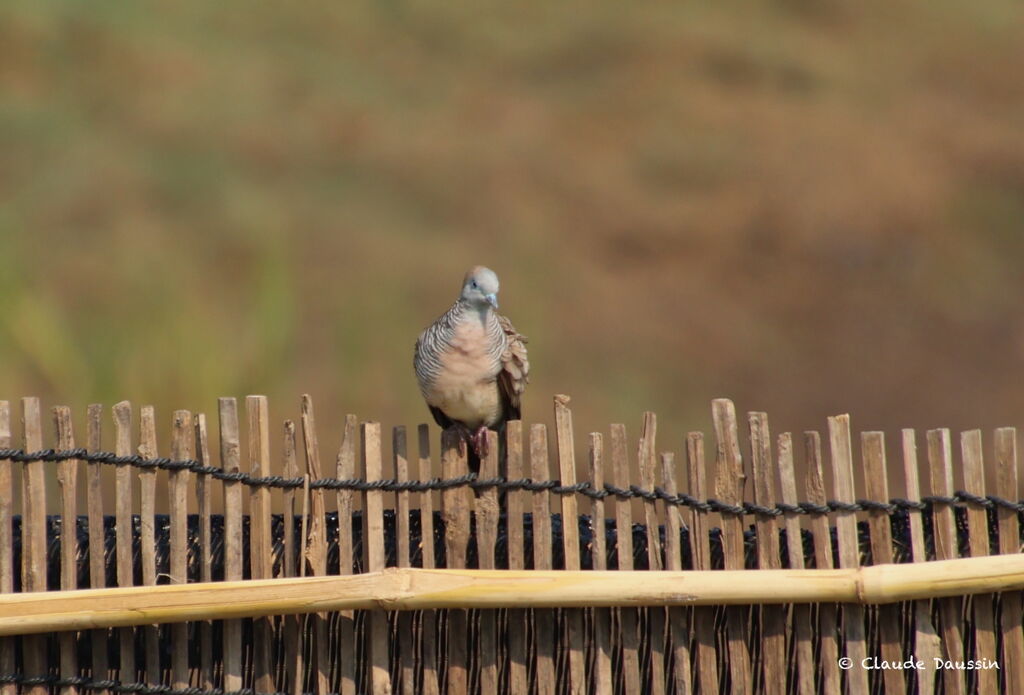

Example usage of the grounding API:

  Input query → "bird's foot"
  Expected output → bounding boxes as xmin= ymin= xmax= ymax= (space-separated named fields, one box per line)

xmin=450 ymin=425 xmax=471 ymax=457
xmin=471 ymin=426 xmax=490 ymax=459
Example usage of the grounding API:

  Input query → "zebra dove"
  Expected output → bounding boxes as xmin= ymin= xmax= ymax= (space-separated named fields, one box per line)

xmin=414 ymin=266 xmax=529 ymax=469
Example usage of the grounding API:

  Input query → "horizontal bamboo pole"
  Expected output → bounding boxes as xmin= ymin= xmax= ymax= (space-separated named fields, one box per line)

xmin=0 ymin=555 xmax=1022 ymax=637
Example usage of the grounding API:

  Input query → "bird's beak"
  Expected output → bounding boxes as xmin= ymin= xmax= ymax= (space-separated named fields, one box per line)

xmin=485 ymin=293 xmax=498 ymax=309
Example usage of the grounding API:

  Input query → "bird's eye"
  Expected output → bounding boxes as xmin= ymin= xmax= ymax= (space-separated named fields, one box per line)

xmin=471 ymin=280 xmax=478 ymax=289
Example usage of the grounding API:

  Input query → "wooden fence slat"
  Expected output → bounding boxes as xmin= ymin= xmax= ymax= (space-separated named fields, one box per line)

xmin=112 ymin=402 xmax=136 ymax=684
xmin=441 ymin=427 xmax=471 ymax=695
xmin=54 ymin=406 xmax=80 ymax=695
xmin=927 ymin=429 xmax=965 ymax=695
xmin=995 ymin=428 xmax=1024 ymax=692
xmin=194 ymin=414 xmax=215 ymax=691
xmin=712 ymin=399 xmax=751 ymax=695
xmin=362 ymin=421 xmax=391 ymax=695
xmin=218 ymin=398 xmax=243 ymax=693
xmin=281 ymin=420 xmax=304 ymax=695
xmin=554 ymin=396 xmax=587 ymax=695
xmin=749 ymin=412 xmax=784 ymax=695
xmin=827 ymin=415 xmax=870 ymax=695
xmin=900 ymin=430 xmax=939 ymax=695
xmin=861 ymin=432 xmax=905 ymax=695
xmin=247 ymin=396 xmax=275 ymax=693
xmin=283 ymin=421 xmax=299 ymax=581
xmin=611 ymin=423 xmax=641 ymax=695
xmin=804 ymin=431 xmax=840 ymax=695
xmin=475 ymin=431 xmax=500 ymax=694
xmin=505 ymin=421 xmax=528 ymax=695
xmin=395 ymin=427 xmax=412 ymax=570
xmin=394 ymin=426 xmax=416 ymax=695
xmin=22 ymin=397 xmax=48 ymax=695
xmin=86 ymin=404 xmax=110 ymax=695
xmin=530 ymin=424 xmax=557 ymax=695
xmin=687 ymin=432 xmax=718 ymax=695
xmin=960 ymin=430 xmax=999 ymax=694
xmin=300 ymin=395 xmax=331 ymax=695
xmin=138 ymin=407 xmax=161 ymax=686
xmin=169 ymin=410 xmax=193 ymax=691
xmin=589 ymin=433 xmax=614 ymax=695
xmin=416 ymin=424 xmax=440 ymax=695
xmin=638 ymin=412 xmax=666 ymax=695
xmin=0 ymin=402 xmax=12 ymax=695
xmin=337 ymin=414 xmax=359 ymax=695
xmin=660 ymin=452 xmax=691 ymax=695
xmin=776 ymin=433 xmax=814 ymax=695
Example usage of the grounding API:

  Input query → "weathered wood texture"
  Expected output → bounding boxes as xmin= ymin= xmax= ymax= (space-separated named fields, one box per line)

xmin=0 ymin=395 xmax=1022 ymax=695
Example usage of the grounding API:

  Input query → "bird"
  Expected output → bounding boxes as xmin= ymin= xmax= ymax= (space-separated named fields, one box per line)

xmin=414 ymin=266 xmax=529 ymax=471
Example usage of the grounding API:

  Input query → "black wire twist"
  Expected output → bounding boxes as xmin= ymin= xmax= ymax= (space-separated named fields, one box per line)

xmin=2 ymin=448 xmax=1023 ymax=516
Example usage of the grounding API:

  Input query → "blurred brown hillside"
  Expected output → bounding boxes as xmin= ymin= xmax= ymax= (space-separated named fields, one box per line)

xmin=1 ymin=1 xmax=1023 ymax=452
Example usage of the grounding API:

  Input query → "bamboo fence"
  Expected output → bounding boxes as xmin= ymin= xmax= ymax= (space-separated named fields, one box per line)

xmin=0 ymin=394 xmax=1022 ymax=694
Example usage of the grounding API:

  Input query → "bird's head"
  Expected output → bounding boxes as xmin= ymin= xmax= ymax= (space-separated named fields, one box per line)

xmin=460 ymin=266 xmax=500 ymax=309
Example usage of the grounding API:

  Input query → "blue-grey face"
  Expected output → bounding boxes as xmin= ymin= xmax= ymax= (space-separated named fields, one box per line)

xmin=461 ymin=266 xmax=500 ymax=308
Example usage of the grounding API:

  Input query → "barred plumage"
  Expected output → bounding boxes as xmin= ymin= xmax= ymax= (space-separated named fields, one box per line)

xmin=413 ymin=266 xmax=529 ymax=467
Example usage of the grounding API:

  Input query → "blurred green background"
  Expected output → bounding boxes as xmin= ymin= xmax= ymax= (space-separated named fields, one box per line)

xmin=2 ymin=1 xmax=1024 ymax=450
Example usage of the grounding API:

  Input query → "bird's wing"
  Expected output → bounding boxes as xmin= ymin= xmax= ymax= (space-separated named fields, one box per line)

xmin=428 ymin=404 xmax=456 ymax=430
xmin=496 ymin=314 xmax=529 ymax=421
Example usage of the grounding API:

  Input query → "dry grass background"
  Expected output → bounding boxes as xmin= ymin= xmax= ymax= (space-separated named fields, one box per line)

xmin=2 ymin=1 xmax=1024 ymax=459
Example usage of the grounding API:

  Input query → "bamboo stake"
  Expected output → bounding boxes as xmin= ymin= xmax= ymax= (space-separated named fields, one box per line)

xmin=0 ymin=402 xmax=12 ymax=695
xmin=611 ymin=423 xmax=641 ymax=695
xmin=638 ymin=412 xmax=666 ymax=695
xmin=138 ymin=407 xmax=160 ymax=686
xmin=505 ymin=421 xmax=528 ymax=695
xmin=927 ymin=429 xmax=965 ymax=695
xmin=589 ymin=433 xmax=613 ymax=695
xmin=362 ymin=422 xmax=391 ymax=695
xmin=86 ymin=403 xmax=110 ymax=695
xmin=777 ymin=433 xmax=813 ymax=695
xmin=861 ymin=432 xmax=905 ymax=695
xmin=300 ymin=395 xmax=330 ymax=695
xmin=660 ymin=452 xmax=691 ymax=695
xmin=394 ymin=428 xmax=411 ymax=570
xmin=248 ymin=396 xmax=275 ymax=693
xmin=282 ymin=420 xmax=303 ymax=695
xmin=21 ymin=397 xmax=47 ymax=695
xmin=554 ymin=396 xmax=586 ymax=695
xmin=441 ymin=427 xmax=470 ymax=695
xmin=54 ymin=406 xmax=79 ymax=695
xmin=195 ymin=414 xmax=215 ymax=691
xmin=960 ymin=430 xmax=998 ymax=695
xmin=416 ymin=424 xmax=440 ymax=695
xmin=218 ymin=398 xmax=243 ymax=693
xmin=749 ymin=412 xmax=784 ymax=695
xmin=4 ymin=557 xmax=1024 ymax=635
xmin=805 ymin=431 xmax=840 ymax=695
xmin=112 ymin=401 xmax=136 ymax=684
xmin=995 ymin=428 xmax=1024 ymax=692
xmin=827 ymin=414 xmax=869 ymax=695
xmin=531 ymin=424 xmax=557 ymax=695
xmin=712 ymin=399 xmax=752 ymax=695
xmin=394 ymin=426 xmax=415 ymax=695
xmin=476 ymin=430 xmax=500 ymax=694
xmin=337 ymin=414 xmax=359 ymax=695
xmin=687 ymin=432 xmax=718 ymax=695
xmin=169 ymin=410 xmax=192 ymax=691
xmin=900 ymin=430 xmax=939 ymax=695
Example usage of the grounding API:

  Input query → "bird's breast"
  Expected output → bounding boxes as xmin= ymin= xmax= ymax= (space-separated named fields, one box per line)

xmin=425 ymin=321 xmax=502 ymax=428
